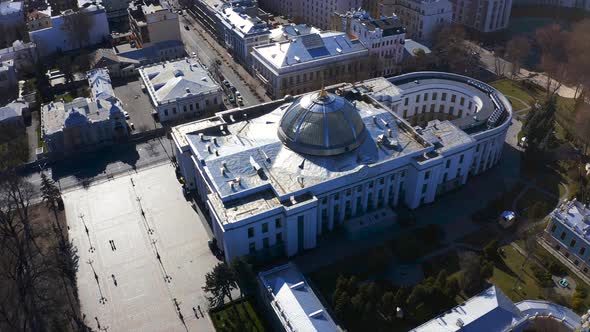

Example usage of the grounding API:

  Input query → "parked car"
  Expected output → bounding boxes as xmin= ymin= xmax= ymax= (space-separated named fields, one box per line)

xmin=235 ymin=91 xmax=241 ymax=97
xmin=223 ymin=80 xmax=231 ymax=88
xmin=129 ymin=122 xmax=135 ymax=130
xmin=228 ymin=95 xmax=236 ymax=105
xmin=184 ymin=25 xmax=189 ymax=30
xmin=237 ymin=96 xmax=244 ymax=106
xmin=123 ymin=111 xmax=129 ymax=119
xmin=191 ymin=51 xmax=196 ymax=57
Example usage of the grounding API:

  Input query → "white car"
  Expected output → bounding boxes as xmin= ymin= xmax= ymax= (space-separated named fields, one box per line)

xmin=192 ymin=51 xmax=196 ymax=57
xmin=123 ymin=111 xmax=130 ymax=119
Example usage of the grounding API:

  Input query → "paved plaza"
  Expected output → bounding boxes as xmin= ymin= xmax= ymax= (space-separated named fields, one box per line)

xmin=64 ymin=163 xmax=217 ymax=332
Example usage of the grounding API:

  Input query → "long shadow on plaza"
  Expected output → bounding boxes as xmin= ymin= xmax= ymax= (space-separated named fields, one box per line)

xmin=51 ymin=143 xmax=140 ymax=182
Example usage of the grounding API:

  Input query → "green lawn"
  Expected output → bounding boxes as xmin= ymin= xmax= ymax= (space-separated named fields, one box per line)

xmin=506 ymin=96 xmax=529 ymax=113
xmin=55 ymin=93 xmax=74 ymax=103
xmin=490 ymin=246 xmax=544 ymax=302
xmin=210 ymin=300 xmax=265 ymax=332
xmin=490 ymin=79 xmax=541 ymax=106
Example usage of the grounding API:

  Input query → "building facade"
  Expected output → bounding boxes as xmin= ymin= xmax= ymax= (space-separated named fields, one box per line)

xmin=29 ymin=4 xmax=110 ymax=57
xmin=451 ymin=0 xmax=512 ymax=33
xmin=390 ymin=0 xmax=452 ymax=41
xmin=172 ymin=71 xmax=512 ymax=262
xmin=129 ymin=0 xmax=181 ymax=47
xmin=0 ymin=40 xmax=38 ymax=71
xmin=0 ymin=59 xmax=17 ymax=89
xmin=216 ymin=0 xmax=271 ymax=66
xmin=544 ymin=199 xmax=590 ymax=277
xmin=251 ymin=31 xmax=370 ymax=99
xmin=258 ymin=0 xmax=361 ymax=30
xmin=41 ymin=69 xmax=128 ymax=153
xmin=139 ymin=58 xmax=223 ymax=123
xmin=332 ymin=10 xmax=406 ymax=77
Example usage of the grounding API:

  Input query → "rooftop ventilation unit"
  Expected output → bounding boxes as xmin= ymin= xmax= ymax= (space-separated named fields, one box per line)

xmin=249 ymin=155 xmax=262 ymax=174
xmin=290 ymin=281 xmax=305 ymax=290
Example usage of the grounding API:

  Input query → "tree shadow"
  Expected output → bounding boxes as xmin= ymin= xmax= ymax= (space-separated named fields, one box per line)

xmin=50 ymin=143 xmax=140 ymax=182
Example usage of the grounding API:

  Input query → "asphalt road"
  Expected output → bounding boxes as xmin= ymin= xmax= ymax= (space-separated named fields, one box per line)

xmin=178 ymin=13 xmax=262 ymax=107
xmin=22 ymin=137 xmax=175 ymax=195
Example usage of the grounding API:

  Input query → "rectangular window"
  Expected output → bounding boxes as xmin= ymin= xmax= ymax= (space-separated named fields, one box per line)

xmin=451 ymin=95 xmax=456 ymax=103
xmin=551 ymin=224 xmax=557 ymax=232
xmin=183 ymin=105 xmax=187 ymax=112
xmin=263 ymin=238 xmax=269 ymax=248
xmin=262 ymin=223 xmax=268 ymax=233
xmin=424 ymin=93 xmax=428 ymax=101
xmin=404 ymin=98 xmax=409 ymax=106
xmin=415 ymin=95 xmax=420 ymax=103
xmin=580 ymin=247 xmax=586 ymax=255
xmin=459 ymin=154 xmax=464 ymax=163
xmin=249 ymin=242 xmax=256 ymax=254
xmin=571 ymin=239 xmax=577 ymax=247
xmin=275 ymin=218 xmax=282 ymax=228
xmin=560 ymin=232 xmax=566 ymax=240
xmin=446 ymin=160 xmax=451 ymax=168
xmin=190 ymin=104 xmax=194 ymax=111
xmin=460 ymin=97 xmax=465 ymax=106
xmin=421 ymin=184 xmax=427 ymax=194
xmin=248 ymin=227 xmax=254 ymax=238
xmin=173 ymin=107 xmax=177 ymax=114
xmin=439 ymin=105 xmax=444 ymax=113
xmin=432 ymin=92 xmax=438 ymax=100
xmin=276 ymin=233 xmax=283 ymax=243
xmin=424 ymin=171 xmax=430 ymax=180
xmin=442 ymin=93 xmax=447 ymax=101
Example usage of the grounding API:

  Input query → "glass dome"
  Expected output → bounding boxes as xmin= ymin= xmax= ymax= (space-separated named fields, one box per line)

xmin=277 ymin=90 xmax=367 ymax=156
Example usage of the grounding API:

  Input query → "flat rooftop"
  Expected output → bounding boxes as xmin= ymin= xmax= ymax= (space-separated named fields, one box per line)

xmin=252 ymin=31 xmax=367 ymax=71
xmin=219 ymin=5 xmax=270 ymax=36
xmin=139 ymin=58 xmax=220 ymax=105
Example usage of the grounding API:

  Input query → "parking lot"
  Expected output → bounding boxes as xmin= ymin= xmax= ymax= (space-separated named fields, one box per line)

xmin=113 ymin=78 xmax=161 ymax=133
xmin=64 ymin=163 xmax=217 ymax=332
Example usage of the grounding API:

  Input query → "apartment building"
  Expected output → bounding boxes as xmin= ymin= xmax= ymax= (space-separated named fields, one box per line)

xmin=258 ymin=0 xmax=362 ymax=30
xmin=129 ymin=0 xmax=181 ymax=47
xmin=452 ymin=0 xmax=512 ymax=33
xmin=390 ymin=0 xmax=452 ymax=41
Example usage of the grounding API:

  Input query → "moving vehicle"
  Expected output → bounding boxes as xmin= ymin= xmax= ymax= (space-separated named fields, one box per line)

xmin=237 ymin=96 xmax=244 ymax=106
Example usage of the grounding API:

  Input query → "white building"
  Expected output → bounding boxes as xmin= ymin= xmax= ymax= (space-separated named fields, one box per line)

xmin=251 ymin=31 xmax=369 ymax=99
xmin=139 ymin=58 xmax=223 ymax=123
xmin=411 ymin=286 xmax=581 ymax=331
xmin=332 ymin=10 xmax=406 ymax=77
xmin=259 ymin=263 xmax=339 ymax=332
xmin=0 ymin=40 xmax=38 ymax=71
xmin=41 ymin=69 xmax=128 ymax=153
xmin=171 ymin=71 xmax=513 ymax=262
xmin=258 ymin=0 xmax=361 ymax=30
xmin=451 ymin=0 xmax=512 ymax=33
xmin=216 ymin=0 xmax=271 ymax=66
xmin=543 ymin=199 xmax=590 ymax=277
xmin=390 ymin=0 xmax=452 ymax=41
xmin=29 ymin=4 xmax=110 ymax=57
xmin=129 ymin=0 xmax=181 ymax=47
xmin=0 ymin=99 xmax=28 ymax=137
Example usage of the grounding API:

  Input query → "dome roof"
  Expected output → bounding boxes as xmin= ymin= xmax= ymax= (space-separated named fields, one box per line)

xmin=278 ymin=90 xmax=367 ymax=156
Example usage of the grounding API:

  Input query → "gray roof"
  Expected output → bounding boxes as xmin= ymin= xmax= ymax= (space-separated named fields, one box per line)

xmin=0 ymin=99 xmax=27 ymax=122
xmin=219 ymin=5 xmax=270 ymax=37
xmin=139 ymin=58 xmax=220 ymax=105
xmin=88 ymin=68 xmax=116 ymax=101
xmin=252 ymin=31 xmax=367 ymax=71
xmin=0 ymin=1 xmax=23 ymax=16
xmin=410 ymin=286 xmax=525 ymax=332
xmin=278 ymin=91 xmax=367 ymax=156
xmin=42 ymin=97 xmax=123 ymax=135
xmin=259 ymin=263 xmax=339 ymax=332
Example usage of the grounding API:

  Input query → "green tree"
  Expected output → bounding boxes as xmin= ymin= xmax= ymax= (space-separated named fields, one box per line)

xmin=522 ymin=97 xmax=557 ymax=153
xmin=202 ymin=263 xmax=238 ymax=308
xmin=230 ymin=257 xmax=257 ymax=298
xmin=483 ymin=240 xmax=499 ymax=262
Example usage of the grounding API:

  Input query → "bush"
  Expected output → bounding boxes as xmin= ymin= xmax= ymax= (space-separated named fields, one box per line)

xmin=483 ymin=240 xmax=499 ymax=262
xmin=547 ymin=260 xmax=568 ymax=276
xmin=531 ymin=264 xmax=553 ymax=288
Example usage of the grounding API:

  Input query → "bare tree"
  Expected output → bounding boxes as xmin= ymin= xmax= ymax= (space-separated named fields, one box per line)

xmin=493 ymin=47 xmax=507 ymax=77
xmin=565 ymin=19 xmax=590 ymax=102
xmin=535 ymin=24 xmax=569 ymax=97
xmin=505 ymin=36 xmax=531 ymax=79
